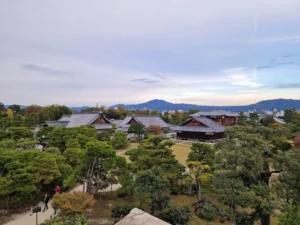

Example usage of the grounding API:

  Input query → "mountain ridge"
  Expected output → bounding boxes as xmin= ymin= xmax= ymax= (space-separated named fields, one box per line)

xmin=3 ymin=99 xmax=300 ymax=112
xmin=110 ymin=98 xmax=300 ymax=112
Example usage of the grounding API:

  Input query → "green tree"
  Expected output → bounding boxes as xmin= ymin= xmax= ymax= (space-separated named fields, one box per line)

xmin=47 ymin=127 xmax=66 ymax=152
xmin=13 ymin=114 xmax=25 ymax=127
xmin=249 ymin=112 xmax=259 ymax=126
xmin=97 ymin=131 xmax=111 ymax=142
xmin=76 ymin=140 xmax=126 ymax=194
xmin=25 ymin=113 xmax=37 ymax=128
xmin=135 ymin=167 xmax=169 ymax=215
xmin=278 ymin=206 xmax=300 ymax=225
xmin=260 ymin=117 xmax=275 ymax=127
xmin=8 ymin=104 xmax=23 ymax=115
xmin=187 ymin=143 xmax=215 ymax=166
xmin=42 ymin=214 xmax=90 ymax=225
xmin=284 ymin=108 xmax=297 ymax=124
xmin=42 ymin=105 xmax=72 ymax=121
xmin=213 ymin=126 xmax=292 ymax=225
xmin=128 ymin=123 xmax=145 ymax=143
xmin=187 ymin=161 xmax=213 ymax=201
xmin=150 ymin=110 xmax=160 ymax=115
xmin=160 ymin=205 xmax=191 ymax=225
xmin=16 ymin=138 xmax=39 ymax=149
xmin=237 ymin=111 xmax=247 ymax=126
xmin=112 ymin=131 xmax=129 ymax=149
xmin=7 ymin=127 xmax=33 ymax=140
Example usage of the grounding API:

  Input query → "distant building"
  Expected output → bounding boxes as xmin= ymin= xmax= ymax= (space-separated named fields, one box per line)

xmin=189 ymin=110 xmax=238 ymax=126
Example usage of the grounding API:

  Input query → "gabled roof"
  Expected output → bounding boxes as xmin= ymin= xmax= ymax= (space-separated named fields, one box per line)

xmin=118 ymin=115 xmax=171 ymax=128
xmin=115 ymin=208 xmax=170 ymax=225
xmin=58 ymin=115 xmax=71 ymax=122
xmin=66 ymin=112 xmax=110 ymax=128
xmin=190 ymin=110 xmax=238 ymax=117
xmin=172 ymin=117 xmax=225 ymax=133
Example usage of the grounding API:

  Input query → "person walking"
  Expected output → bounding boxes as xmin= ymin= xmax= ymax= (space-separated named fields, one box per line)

xmin=54 ymin=185 xmax=60 ymax=194
xmin=43 ymin=194 xmax=49 ymax=212
xmin=53 ymin=185 xmax=60 ymax=215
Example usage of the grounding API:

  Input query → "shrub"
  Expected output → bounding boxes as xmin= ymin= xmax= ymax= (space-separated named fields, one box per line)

xmin=42 ymin=214 xmax=90 ymax=225
xmin=160 ymin=205 xmax=191 ymax=225
xmin=170 ymin=186 xmax=184 ymax=195
xmin=52 ymin=192 xmax=95 ymax=215
xmin=197 ymin=205 xmax=217 ymax=220
xmin=111 ymin=205 xmax=135 ymax=221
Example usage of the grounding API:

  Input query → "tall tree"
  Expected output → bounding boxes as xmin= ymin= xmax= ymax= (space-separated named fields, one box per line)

xmin=249 ymin=112 xmax=259 ymax=126
xmin=237 ymin=111 xmax=247 ymax=126
xmin=8 ymin=105 xmax=23 ymax=115
xmin=284 ymin=108 xmax=297 ymax=124
xmin=111 ymin=131 xmax=129 ymax=149
xmin=187 ymin=142 xmax=215 ymax=166
xmin=128 ymin=123 xmax=145 ymax=143
xmin=76 ymin=140 xmax=126 ymax=194
xmin=135 ymin=167 xmax=169 ymax=215
xmin=213 ymin=126 xmax=292 ymax=225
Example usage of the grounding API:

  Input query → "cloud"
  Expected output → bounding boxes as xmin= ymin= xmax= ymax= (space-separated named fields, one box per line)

xmin=276 ymin=83 xmax=300 ymax=89
xmin=223 ymin=68 xmax=262 ymax=88
xmin=249 ymin=35 xmax=300 ymax=44
xmin=22 ymin=63 xmax=78 ymax=77
xmin=131 ymin=78 xmax=160 ymax=84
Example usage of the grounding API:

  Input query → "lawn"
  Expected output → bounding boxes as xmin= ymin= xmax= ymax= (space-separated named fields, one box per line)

xmin=117 ymin=142 xmax=193 ymax=166
xmin=171 ymin=143 xmax=192 ymax=166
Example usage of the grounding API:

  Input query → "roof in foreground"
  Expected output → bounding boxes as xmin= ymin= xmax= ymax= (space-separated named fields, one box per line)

xmin=66 ymin=112 xmax=101 ymax=128
xmin=115 ymin=208 xmax=170 ymax=225
xmin=190 ymin=110 xmax=238 ymax=117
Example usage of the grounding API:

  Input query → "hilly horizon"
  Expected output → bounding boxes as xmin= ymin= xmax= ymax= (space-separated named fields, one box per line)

xmin=4 ymin=98 xmax=300 ymax=112
xmin=110 ymin=98 xmax=300 ymax=112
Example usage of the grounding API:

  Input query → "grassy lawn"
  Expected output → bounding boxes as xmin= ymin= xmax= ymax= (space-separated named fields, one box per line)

xmin=171 ymin=143 xmax=192 ymax=166
xmin=116 ymin=142 xmax=193 ymax=166
xmin=116 ymin=142 xmax=138 ymax=163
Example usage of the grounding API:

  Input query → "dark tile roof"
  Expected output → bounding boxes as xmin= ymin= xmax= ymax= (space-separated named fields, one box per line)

xmin=66 ymin=112 xmax=110 ymax=128
xmin=190 ymin=110 xmax=238 ymax=117
xmin=58 ymin=115 xmax=71 ymax=122
xmin=118 ymin=115 xmax=171 ymax=128
xmin=172 ymin=117 xmax=225 ymax=133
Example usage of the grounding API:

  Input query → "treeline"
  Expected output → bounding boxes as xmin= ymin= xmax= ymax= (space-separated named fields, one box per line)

xmin=0 ymin=124 xmax=130 ymax=212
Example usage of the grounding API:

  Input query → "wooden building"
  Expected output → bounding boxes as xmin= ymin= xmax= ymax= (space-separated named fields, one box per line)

xmin=171 ymin=117 xmax=225 ymax=142
xmin=189 ymin=110 xmax=238 ymax=126
xmin=117 ymin=115 xmax=171 ymax=132
xmin=66 ymin=112 xmax=112 ymax=131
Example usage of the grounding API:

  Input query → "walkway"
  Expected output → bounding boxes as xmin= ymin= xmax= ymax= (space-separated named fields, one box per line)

xmin=4 ymin=184 xmax=121 ymax=225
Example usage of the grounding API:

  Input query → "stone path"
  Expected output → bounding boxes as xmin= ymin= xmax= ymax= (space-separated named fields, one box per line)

xmin=4 ymin=184 xmax=121 ymax=225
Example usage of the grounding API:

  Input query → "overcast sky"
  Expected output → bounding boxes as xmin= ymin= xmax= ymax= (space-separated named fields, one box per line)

xmin=1 ymin=0 xmax=300 ymax=107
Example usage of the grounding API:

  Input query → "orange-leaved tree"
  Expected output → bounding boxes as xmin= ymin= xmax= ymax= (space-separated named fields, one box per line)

xmin=52 ymin=192 xmax=95 ymax=215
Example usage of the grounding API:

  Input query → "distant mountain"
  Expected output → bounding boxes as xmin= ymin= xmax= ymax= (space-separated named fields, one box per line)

xmin=70 ymin=106 xmax=90 ymax=111
xmin=110 ymin=99 xmax=300 ymax=112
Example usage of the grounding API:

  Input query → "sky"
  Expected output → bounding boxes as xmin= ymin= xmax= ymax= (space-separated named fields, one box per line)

xmin=1 ymin=0 xmax=300 ymax=107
